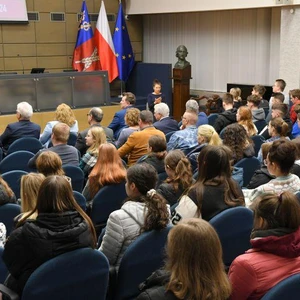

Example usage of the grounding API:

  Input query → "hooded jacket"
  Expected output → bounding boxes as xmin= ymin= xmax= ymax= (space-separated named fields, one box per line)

xmin=213 ymin=108 xmax=237 ymax=133
xmin=252 ymin=108 xmax=266 ymax=122
xmin=229 ymin=227 xmax=300 ymax=300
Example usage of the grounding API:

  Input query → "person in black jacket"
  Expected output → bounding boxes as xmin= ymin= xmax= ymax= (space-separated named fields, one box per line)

xmin=137 ymin=218 xmax=231 ymax=300
xmin=2 ymin=175 xmax=97 ymax=297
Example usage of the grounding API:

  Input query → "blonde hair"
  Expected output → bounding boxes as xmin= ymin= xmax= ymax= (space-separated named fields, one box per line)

xmin=198 ymin=125 xmax=222 ymax=146
xmin=230 ymin=87 xmax=242 ymax=102
xmin=87 ymin=127 xmax=107 ymax=156
xmin=55 ymin=103 xmax=76 ymax=127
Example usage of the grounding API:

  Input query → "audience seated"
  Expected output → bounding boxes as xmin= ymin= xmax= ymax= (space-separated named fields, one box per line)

xmin=137 ymin=219 xmax=231 ymax=300
xmin=2 ymin=175 xmax=96 ymax=298
xmin=40 ymin=103 xmax=78 ymax=148
xmin=99 ymin=163 xmax=169 ymax=267
xmin=157 ymin=150 xmax=193 ymax=206
xmin=116 ymin=108 xmax=140 ymax=148
xmin=0 ymin=176 xmax=16 ymax=206
xmin=252 ymin=84 xmax=269 ymax=109
xmin=167 ymin=111 xmax=198 ymax=152
xmin=0 ymin=102 xmax=41 ymax=152
xmin=223 ymin=124 xmax=255 ymax=164
xmin=137 ymin=135 xmax=167 ymax=174
xmin=28 ymin=123 xmax=80 ymax=169
xmin=118 ymin=110 xmax=165 ymax=166
xmin=229 ymin=191 xmax=300 ymax=300
xmin=213 ymin=93 xmax=237 ymax=133
xmin=265 ymin=92 xmax=285 ymax=123
xmin=79 ymin=127 xmax=107 ymax=178
xmin=247 ymin=95 xmax=265 ymax=122
xmin=230 ymin=87 xmax=242 ymax=109
xmin=75 ymin=107 xmax=114 ymax=156
xmin=172 ymin=145 xmax=245 ymax=224
xmin=108 ymin=92 xmax=136 ymax=139
xmin=243 ymin=139 xmax=300 ymax=207
xmin=16 ymin=173 xmax=45 ymax=222
xmin=185 ymin=99 xmax=208 ymax=127
xmin=290 ymin=89 xmax=300 ymax=124
xmin=236 ymin=106 xmax=258 ymax=136
xmin=83 ymin=143 xmax=126 ymax=206
xmin=153 ymin=103 xmax=178 ymax=134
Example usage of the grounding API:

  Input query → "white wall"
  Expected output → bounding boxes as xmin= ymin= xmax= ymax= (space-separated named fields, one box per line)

xmin=143 ymin=8 xmax=281 ymax=92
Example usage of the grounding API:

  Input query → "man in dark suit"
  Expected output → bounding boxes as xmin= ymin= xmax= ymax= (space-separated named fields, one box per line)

xmin=0 ymin=102 xmax=41 ymax=151
xmin=153 ymin=103 xmax=178 ymax=135
xmin=75 ymin=107 xmax=114 ymax=156
xmin=108 ymin=92 xmax=136 ymax=139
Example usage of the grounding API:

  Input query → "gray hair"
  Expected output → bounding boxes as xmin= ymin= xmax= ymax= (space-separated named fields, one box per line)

xmin=17 ymin=102 xmax=33 ymax=119
xmin=89 ymin=107 xmax=103 ymax=122
xmin=140 ymin=110 xmax=154 ymax=124
xmin=154 ymin=103 xmax=170 ymax=117
xmin=185 ymin=99 xmax=199 ymax=114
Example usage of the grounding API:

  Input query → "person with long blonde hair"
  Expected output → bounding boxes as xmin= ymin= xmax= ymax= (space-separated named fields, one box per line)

xmin=83 ymin=143 xmax=126 ymax=205
xmin=79 ymin=127 xmax=107 ymax=177
xmin=137 ymin=218 xmax=231 ymax=300
xmin=236 ymin=106 xmax=258 ymax=136
xmin=40 ymin=103 xmax=78 ymax=147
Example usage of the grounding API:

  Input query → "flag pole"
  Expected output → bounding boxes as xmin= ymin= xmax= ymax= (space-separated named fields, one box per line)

xmin=118 ymin=0 xmax=122 ymax=98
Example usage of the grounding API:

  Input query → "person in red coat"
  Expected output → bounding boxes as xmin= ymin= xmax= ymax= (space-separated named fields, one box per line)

xmin=229 ymin=191 xmax=300 ymax=300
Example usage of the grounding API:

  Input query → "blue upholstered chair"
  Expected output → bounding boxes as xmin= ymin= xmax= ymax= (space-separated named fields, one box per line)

xmin=0 ymin=151 xmax=35 ymax=173
xmin=207 ymin=113 xmax=218 ymax=126
xmin=7 ymin=138 xmax=43 ymax=155
xmin=165 ymin=131 xmax=176 ymax=142
xmin=73 ymin=191 xmax=87 ymax=211
xmin=0 ymin=248 xmax=109 ymax=300
xmin=254 ymin=119 xmax=267 ymax=133
xmin=2 ymin=170 xmax=28 ymax=200
xmin=209 ymin=206 xmax=253 ymax=266
xmin=0 ymin=204 xmax=21 ymax=236
xmin=261 ymin=273 xmax=300 ymax=300
xmin=251 ymin=135 xmax=265 ymax=157
xmin=62 ymin=165 xmax=84 ymax=192
xmin=234 ymin=157 xmax=261 ymax=187
xmin=0 ymin=247 xmax=8 ymax=284
xmin=113 ymin=226 xmax=173 ymax=300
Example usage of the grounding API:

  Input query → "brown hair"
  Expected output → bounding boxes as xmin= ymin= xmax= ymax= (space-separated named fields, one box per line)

xmin=229 ymin=87 xmax=242 ymax=101
xmin=291 ymin=89 xmax=300 ymax=100
xmin=222 ymin=93 xmax=234 ymax=105
xmin=166 ymin=218 xmax=231 ymax=300
xmin=253 ymin=192 xmax=300 ymax=230
xmin=52 ymin=122 xmax=70 ymax=143
xmin=165 ymin=150 xmax=193 ymax=192
xmin=273 ymin=92 xmax=285 ymax=103
xmin=152 ymin=79 xmax=162 ymax=87
xmin=247 ymin=94 xmax=261 ymax=107
xmin=292 ymin=137 xmax=300 ymax=160
xmin=87 ymin=127 xmax=107 ymax=156
xmin=268 ymin=139 xmax=296 ymax=174
xmin=36 ymin=151 xmax=65 ymax=177
xmin=123 ymin=92 xmax=136 ymax=105
xmin=253 ymin=84 xmax=266 ymax=97
xmin=272 ymin=103 xmax=288 ymax=117
xmin=269 ymin=117 xmax=289 ymax=137
xmin=237 ymin=106 xmax=257 ymax=136
xmin=275 ymin=79 xmax=286 ymax=92
xmin=126 ymin=163 xmax=169 ymax=232
xmin=55 ymin=103 xmax=76 ymax=127
xmin=17 ymin=175 xmax=97 ymax=247
xmin=125 ymin=108 xmax=140 ymax=127
xmin=0 ymin=176 xmax=14 ymax=199
xmin=261 ymin=142 xmax=273 ymax=161
xmin=192 ymin=145 xmax=245 ymax=215
xmin=148 ymin=135 xmax=167 ymax=160
xmin=88 ymin=143 xmax=126 ymax=198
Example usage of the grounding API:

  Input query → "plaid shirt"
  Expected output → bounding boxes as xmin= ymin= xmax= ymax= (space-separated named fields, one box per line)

xmin=79 ymin=152 xmax=97 ymax=176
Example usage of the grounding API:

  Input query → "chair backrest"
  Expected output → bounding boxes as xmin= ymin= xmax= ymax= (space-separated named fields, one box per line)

xmin=207 ymin=113 xmax=218 ymax=126
xmin=62 ymin=165 xmax=84 ymax=192
xmin=0 ymin=151 xmax=35 ymax=173
xmin=67 ymin=132 xmax=78 ymax=146
xmin=114 ymin=226 xmax=173 ymax=300
xmin=254 ymin=119 xmax=267 ymax=133
xmin=73 ymin=191 xmax=87 ymax=211
xmin=0 ymin=204 xmax=21 ymax=236
xmin=22 ymin=248 xmax=109 ymax=300
xmin=0 ymin=247 xmax=8 ymax=284
xmin=157 ymin=172 xmax=168 ymax=186
xmin=251 ymin=135 xmax=265 ymax=157
xmin=2 ymin=170 xmax=28 ymax=200
xmin=209 ymin=206 xmax=253 ymax=266
xmin=7 ymin=137 xmax=43 ymax=155
xmin=219 ymin=127 xmax=226 ymax=139
xmin=90 ymin=182 xmax=127 ymax=227
xmin=165 ymin=131 xmax=176 ymax=142
xmin=234 ymin=157 xmax=261 ymax=187
xmin=261 ymin=273 xmax=300 ymax=300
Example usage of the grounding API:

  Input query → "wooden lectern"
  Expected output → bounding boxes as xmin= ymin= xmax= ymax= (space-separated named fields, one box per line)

xmin=172 ymin=65 xmax=192 ymax=121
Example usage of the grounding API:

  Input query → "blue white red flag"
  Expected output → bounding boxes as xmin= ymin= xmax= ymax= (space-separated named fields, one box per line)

xmin=72 ymin=1 xmax=100 ymax=72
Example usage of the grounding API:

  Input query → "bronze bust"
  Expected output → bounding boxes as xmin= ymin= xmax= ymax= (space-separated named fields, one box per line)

xmin=174 ymin=45 xmax=190 ymax=69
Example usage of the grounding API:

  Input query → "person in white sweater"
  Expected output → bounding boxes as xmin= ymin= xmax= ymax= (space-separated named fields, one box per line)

xmin=244 ymin=139 xmax=300 ymax=207
xmin=99 ymin=163 xmax=170 ymax=267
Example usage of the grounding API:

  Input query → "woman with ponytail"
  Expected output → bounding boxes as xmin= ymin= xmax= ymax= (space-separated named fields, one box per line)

xmin=157 ymin=150 xmax=194 ymax=206
xmin=100 ymin=163 xmax=170 ymax=267
xmin=172 ymin=145 xmax=244 ymax=224
xmin=229 ymin=191 xmax=300 ymax=300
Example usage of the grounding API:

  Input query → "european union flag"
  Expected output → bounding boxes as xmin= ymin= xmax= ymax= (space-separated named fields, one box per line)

xmin=113 ymin=3 xmax=135 ymax=81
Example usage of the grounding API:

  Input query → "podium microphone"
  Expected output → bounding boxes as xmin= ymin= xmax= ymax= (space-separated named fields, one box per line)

xmin=17 ymin=54 xmax=25 ymax=74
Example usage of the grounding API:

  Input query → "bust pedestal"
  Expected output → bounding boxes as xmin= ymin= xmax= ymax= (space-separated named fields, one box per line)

xmin=172 ymin=65 xmax=192 ymax=121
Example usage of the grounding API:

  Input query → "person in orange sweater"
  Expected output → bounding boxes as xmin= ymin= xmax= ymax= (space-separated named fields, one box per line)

xmin=118 ymin=110 xmax=165 ymax=166
xmin=290 ymin=89 xmax=300 ymax=123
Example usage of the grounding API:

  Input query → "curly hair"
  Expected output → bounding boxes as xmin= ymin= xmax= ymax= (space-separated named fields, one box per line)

xmin=223 ymin=123 xmax=253 ymax=164
xmin=55 ymin=103 xmax=76 ymax=127
xmin=126 ymin=163 xmax=170 ymax=232
xmin=125 ymin=108 xmax=140 ymax=127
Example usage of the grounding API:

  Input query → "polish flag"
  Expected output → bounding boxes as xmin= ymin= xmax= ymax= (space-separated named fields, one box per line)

xmin=94 ymin=1 xmax=118 ymax=83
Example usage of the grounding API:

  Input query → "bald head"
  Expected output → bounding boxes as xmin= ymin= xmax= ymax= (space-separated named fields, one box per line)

xmin=183 ymin=111 xmax=198 ymax=127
